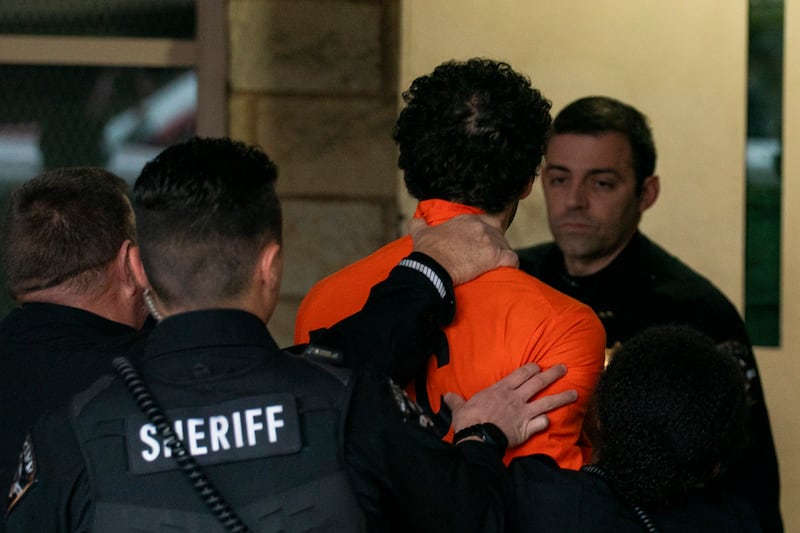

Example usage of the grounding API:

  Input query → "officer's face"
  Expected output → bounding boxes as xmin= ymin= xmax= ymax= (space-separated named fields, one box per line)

xmin=541 ymin=132 xmax=658 ymax=276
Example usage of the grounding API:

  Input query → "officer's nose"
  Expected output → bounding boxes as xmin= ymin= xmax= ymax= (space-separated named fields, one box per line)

xmin=565 ymin=182 xmax=588 ymax=210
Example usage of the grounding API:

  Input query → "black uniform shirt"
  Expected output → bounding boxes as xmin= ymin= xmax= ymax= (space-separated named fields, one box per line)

xmin=509 ymin=455 xmax=762 ymax=533
xmin=518 ymin=233 xmax=753 ymax=348
xmin=0 ymin=303 xmax=148 ymax=510
xmin=518 ymin=232 xmax=782 ymax=533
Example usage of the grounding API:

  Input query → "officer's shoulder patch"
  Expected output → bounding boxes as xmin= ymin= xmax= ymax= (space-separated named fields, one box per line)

xmin=288 ymin=344 xmax=351 ymax=386
xmin=388 ymin=380 xmax=435 ymax=430
xmin=7 ymin=433 xmax=38 ymax=515
xmin=302 ymin=343 xmax=345 ymax=365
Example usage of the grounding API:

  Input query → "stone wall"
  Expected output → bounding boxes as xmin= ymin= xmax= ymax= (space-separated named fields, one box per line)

xmin=227 ymin=0 xmax=401 ymax=345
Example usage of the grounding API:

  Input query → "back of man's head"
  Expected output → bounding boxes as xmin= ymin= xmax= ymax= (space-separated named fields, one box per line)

xmin=594 ymin=325 xmax=747 ymax=509
xmin=553 ymin=96 xmax=656 ymax=191
xmin=393 ymin=57 xmax=552 ymax=214
xmin=2 ymin=167 xmax=135 ymax=300
xmin=133 ymin=136 xmax=281 ymax=310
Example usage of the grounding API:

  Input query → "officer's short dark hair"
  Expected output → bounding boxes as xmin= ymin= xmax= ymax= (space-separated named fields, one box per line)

xmin=393 ymin=57 xmax=552 ymax=214
xmin=133 ymin=137 xmax=280 ymax=308
xmin=552 ymin=96 xmax=656 ymax=193
xmin=2 ymin=167 xmax=135 ymax=299
xmin=593 ymin=325 xmax=748 ymax=510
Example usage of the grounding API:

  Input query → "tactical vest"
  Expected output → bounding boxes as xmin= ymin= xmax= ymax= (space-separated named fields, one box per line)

xmin=68 ymin=351 xmax=366 ymax=532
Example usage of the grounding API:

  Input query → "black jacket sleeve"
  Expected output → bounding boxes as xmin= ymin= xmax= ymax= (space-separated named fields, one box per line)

xmin=4 ymin=412 xmax=91 ymax=533
xmin=309 ymin=252 xmax=455 ymax=384
xmin=344 ymin=370 xmax=511 ymax=533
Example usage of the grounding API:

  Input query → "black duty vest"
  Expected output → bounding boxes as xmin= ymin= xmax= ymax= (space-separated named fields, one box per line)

xmin=68 ymin=351 xmax=366 ymax=532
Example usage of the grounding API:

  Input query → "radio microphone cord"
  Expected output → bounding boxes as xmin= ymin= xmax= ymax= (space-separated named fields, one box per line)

xmin=113 ymin=356 xmax=252 ymax=533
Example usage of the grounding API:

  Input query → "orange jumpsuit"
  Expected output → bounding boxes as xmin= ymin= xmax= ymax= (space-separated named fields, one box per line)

xmin=295 ymin=199 xmax=606 ymax=468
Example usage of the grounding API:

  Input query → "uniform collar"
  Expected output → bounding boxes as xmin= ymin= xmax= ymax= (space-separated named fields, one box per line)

xmin=1 ymin=301 xmax=139 ymax=339
xmin=144 ymin=309 xmax=280 ymax=360
xmin=413 ymin=199 xmax=484 ymax=226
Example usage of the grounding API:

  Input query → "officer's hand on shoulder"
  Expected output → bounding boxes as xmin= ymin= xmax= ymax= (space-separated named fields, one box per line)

xmin=409 ymin=215 xmax=518 ymax=285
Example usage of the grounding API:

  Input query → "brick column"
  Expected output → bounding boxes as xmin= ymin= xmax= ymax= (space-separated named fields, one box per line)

xmin=228 ymin=0 xmax=400 ymax=345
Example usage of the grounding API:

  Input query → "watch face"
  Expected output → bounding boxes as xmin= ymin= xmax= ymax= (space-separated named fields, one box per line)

xmin=480 ymin=423 xmax=508 ymax=450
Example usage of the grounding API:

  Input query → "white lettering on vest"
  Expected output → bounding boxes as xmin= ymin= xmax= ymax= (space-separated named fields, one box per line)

xmin=187 ymin=418 xmax=207 ymax=455
xmin=232 ymin=411 xmax=244 ymax=448
xmin=209 ymin=415 xmax=230 ymax=452
xmin=266 ymin=405 xmax=284 ymax=443
xmin=140 ymin=425 xmax=159 ymax=462
xmin=245 ymin=408 xmax=263 ymax=446
xmin=137 ymin=405 xmax=290 ymax=462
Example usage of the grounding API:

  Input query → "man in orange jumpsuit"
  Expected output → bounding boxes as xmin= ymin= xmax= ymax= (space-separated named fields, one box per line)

xmin=295 ymin=58 xmax=605 ymax=469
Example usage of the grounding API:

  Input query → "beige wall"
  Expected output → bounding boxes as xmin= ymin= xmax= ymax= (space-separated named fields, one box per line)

xmin=401 ymin=0 xmax=797 ymax=528
xmin=400 ymin=0 xmax=747 ymax=300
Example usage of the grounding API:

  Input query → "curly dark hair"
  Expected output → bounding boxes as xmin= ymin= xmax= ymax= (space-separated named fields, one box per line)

xmin=133 ymin=137 xmax=281 ymax=308
xmin=594 ymin=325 xmax=748 ymax=510
xmin=393 ymin=58 xmax=552 ymax=214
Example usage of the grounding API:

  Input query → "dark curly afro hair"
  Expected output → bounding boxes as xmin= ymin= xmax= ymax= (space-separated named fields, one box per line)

xmin=594 ymin=325 xmax=748 ymax=510
xmin=393 ymin=57 xmax=552 ymax=214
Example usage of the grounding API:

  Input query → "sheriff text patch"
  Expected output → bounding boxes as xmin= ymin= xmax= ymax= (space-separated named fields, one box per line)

xmin=126 ymin=394 xmax=301 ymax=474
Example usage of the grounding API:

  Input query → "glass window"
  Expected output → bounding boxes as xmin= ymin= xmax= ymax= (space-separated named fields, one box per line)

xmin=0 ymin=65 xmax=196 ymax=182
xmin=0 ymin=1 xmax=221 ymax=317
xmin=0 ymin=0 xmax=195 ymax=38
xmin=745 ymin=0 xmax=783 ymax=346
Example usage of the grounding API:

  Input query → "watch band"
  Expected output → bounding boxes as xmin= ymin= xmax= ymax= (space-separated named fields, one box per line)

xmin=453 ymin=423 xmax=509 ymax=455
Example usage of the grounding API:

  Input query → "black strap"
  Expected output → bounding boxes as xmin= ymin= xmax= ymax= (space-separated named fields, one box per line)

xmin=581 ymin=464 xmax=661 ymax=533
xmin=112 ymin=356 xmax=252 ymax=533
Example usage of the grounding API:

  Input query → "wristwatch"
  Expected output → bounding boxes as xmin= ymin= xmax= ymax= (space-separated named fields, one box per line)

xmin=453 ymin=423 xmax=508 ymax=455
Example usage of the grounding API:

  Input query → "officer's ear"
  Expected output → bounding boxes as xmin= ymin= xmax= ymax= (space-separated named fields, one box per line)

xmin=113 ymin=240 xmax=138 ymax=296
xmin=127 ymin=245 xmax=152 ymax=291
xmin=254 ymin=241 xmax=283 ymax=323
xmin=257 ymin=241 xmax=283 ymax=292
xmin=638 ymin=175 xmax=659 ymax=213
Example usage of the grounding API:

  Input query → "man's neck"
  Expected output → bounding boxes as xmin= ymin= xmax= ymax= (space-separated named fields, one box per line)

xmin=18 ymin=285 xmax=138 ymax=329
xmin=562 ymin=232 xmax=638 ymax=278
xmin=157 ymin=293 xmax=270 ymax=326
xmin=564 ymin=254 xmax=618 ymax=278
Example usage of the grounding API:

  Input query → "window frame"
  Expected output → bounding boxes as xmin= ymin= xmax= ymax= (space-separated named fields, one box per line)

xmin=0 ymin=0 xmax=226 ymax=136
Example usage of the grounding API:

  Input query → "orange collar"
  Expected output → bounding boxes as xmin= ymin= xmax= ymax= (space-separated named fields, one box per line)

xmin=412 ymin=199 xmax=484 ymax=227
